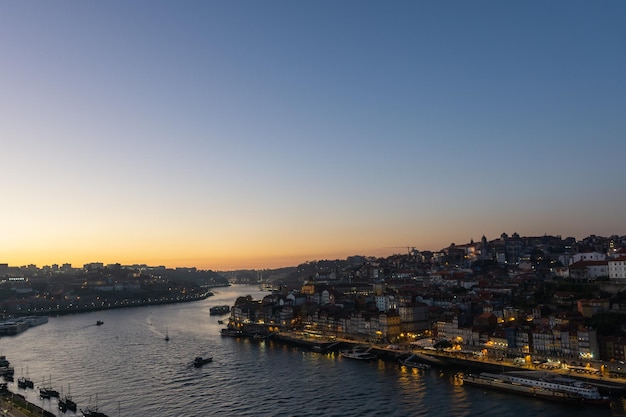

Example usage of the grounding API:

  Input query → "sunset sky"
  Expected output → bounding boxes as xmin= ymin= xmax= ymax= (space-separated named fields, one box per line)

xmin=1 ymin=1 xmax=625 ymax=271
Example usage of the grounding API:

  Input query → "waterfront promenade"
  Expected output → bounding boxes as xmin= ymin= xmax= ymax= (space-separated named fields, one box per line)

xmin=0 ymin=393 xmax=49 ymax=417
xmin=271 ymin=330 xmax=626 ymax=394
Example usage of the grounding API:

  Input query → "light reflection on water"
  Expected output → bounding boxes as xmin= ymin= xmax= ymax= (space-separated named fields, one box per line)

xmin=0 ymin=285 xmax=623 ymax=416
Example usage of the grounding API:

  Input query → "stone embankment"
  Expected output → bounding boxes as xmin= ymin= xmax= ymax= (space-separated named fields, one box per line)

xmin=269 ymin=331 xmax=626 ymax=396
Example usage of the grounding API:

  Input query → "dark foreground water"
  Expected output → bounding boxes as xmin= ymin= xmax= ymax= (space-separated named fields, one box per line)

xmin=1 ymin=285 xmax=626 ymax=417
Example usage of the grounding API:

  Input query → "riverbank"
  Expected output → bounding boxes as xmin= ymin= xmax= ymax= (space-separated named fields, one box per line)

xmin=269 ymin=331 xmax=626 ymax=397
xmin=24 ymin=290 xmax=214 ymax=317
xmin=0 ymin=391 xmax=54 ymax=417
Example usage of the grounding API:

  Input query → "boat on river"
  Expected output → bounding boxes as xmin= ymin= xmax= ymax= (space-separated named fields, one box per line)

xmin=461 ymin=371 xmax=611 ymax=406
xmin=17 ymin=376 xmax=28 ymax=389
xmin=340 ymin=347 xmax=377 ymax=361
xmin=81 ymin=394 xmax=108 ymax=417
xmin=193 ymin=356 xmax=213 ymax=367
xmin=39 ymin=375 xmax=60 ymax=399
xmin=220 ymin=328 xmax=243 ymax=337
xmin=59 ymin=384 xmax=77 ymax=412
xmin=209 ymin=305 xmax=230 ymax=315
xmin=0 ymin=366 xmax=14 ymax=379
xmin=399 ymin=354 xmax=432 ymax=370
xmin=81 ymin=407 xmax=108 ymax=417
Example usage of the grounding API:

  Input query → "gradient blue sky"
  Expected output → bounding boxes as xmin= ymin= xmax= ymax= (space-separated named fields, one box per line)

xmin=1 ymin=1 xmax=625 ymax=270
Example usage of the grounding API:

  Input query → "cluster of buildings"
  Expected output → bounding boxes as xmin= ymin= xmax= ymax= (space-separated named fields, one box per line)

xmin=228 ymin=233 xmax=626 ymax=365
xmin=0 ymin=263 xmax=224 ymax=316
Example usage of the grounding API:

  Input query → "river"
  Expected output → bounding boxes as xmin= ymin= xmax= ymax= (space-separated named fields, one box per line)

xmin=1 ymin=285 xmax=625 ymax=417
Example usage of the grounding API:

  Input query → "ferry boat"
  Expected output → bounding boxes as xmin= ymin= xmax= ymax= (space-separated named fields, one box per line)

xmin=461 ymin=371 xmax=611 ymax=406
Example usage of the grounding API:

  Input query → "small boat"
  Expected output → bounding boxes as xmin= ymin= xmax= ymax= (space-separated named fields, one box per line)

xmin=1 ymin=366 xmax=14 ymax=382
xmin=209 ymin=305 xmax=230 ymax=315
xmin=65 ymin=396 xmax=78 ymax=412
xmin=193 ymin=356 xmax=213 ymax=367
xmin=399 ymin=354 xmax=432 ymax=370
xmin=40 ymin=375 xmax=60 ymax=399
xmin=60 ymin=384 xmax=77 ymax=412
xmin=40 ymin=387 xmax=51 ymax=399
xmin=340 ymin=347 xmax=377 ymax=361
xmin=96 ymin=321 xmax=104 ymax=326
xmin=81 ymin=407 xmax=108 ymax=417
xmin=17 ymin=377 xmax=28 ymax=389
xmin=81 ymin=394 xmax=108 ymax=417
xmin=164 ymin=326 xmax=170 ymax=341
xmin=18 ymin=377 xmax=34 ymax=389
xmin=312 ymin=341 xmax=341 ymax=353
xmin=220 ymin=328 xmax=243 ymax=337
xmin=58 ymin=397 xmax=67 ymax=412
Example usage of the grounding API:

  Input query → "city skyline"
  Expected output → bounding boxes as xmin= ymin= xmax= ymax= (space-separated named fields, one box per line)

xmin=2 ymin=2 xmax=625 ymax=271
xmin=2 ymin=230 xmax=622 ymax=272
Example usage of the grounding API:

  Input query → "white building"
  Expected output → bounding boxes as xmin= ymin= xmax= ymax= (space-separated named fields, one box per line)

xmin=608 ymin=256 xmax=626 ymax=282
xmin=571 ymin=251 xmax=606 ymax=264
xmin=568 ymin=260 xmax=608 ymax=280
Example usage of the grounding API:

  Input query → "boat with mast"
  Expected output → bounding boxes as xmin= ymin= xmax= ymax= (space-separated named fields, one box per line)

xmin=39 ymin=375 xmax=59 ymax=399
xmin=17 ymin=367 xmax=33 ymax=389
xmin=58 ymin=383 xmax=77 ymax=412
xmin=81 ymin=394 xmax=108 ymax=417
xmin=24 ymin=366 xmax=34 ymax=388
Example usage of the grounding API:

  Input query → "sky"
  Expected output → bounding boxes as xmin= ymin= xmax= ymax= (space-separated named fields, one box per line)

xmin=1 ymin=1 xmax=625 ymax=271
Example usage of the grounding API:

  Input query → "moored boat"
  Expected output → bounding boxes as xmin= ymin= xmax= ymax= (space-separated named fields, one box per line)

xmin=0 ymin=366 xmax=14 ymax=378
xmin=81 ymin=407 xmax=108 ymax=417
xmin=312 ymin=341 xmax=341 ymax=353
xmin=461 ymin=371 xmax=611 ymax=406
xmin=399 ymin=354 xmax=432 ymax=370
xmin=220 ymin=328 xmax=243 ymax=337
xmin=65 ymin=397 xmax=78 ymax=412
xmin=400 ymin=357 xmax=432 ymax=370
xmin=59 ymin=384 xmax=77 ymax=412
xmin=40 ymin=387 xmax=52 ymax=399
xmin=340 ymin=347 xmax=377 ymax=361
xmin=209 ymin=305 xmax=230 ymax=315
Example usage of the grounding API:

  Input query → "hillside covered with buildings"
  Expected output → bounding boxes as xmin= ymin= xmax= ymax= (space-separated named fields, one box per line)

xmin=226 ymin=233 xmax=626 ymax=365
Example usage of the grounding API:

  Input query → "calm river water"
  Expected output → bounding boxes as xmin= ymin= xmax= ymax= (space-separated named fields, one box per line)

xmin=1 ymin=285 xmax=625 ymax=417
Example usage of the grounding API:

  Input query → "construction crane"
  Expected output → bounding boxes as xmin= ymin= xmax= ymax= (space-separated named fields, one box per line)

xmin=384 ymin=246 xmax=416 ymax=256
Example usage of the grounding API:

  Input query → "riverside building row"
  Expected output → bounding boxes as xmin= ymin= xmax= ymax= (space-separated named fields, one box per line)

xmin=229 ymin=280 xmax=623 ymax=362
